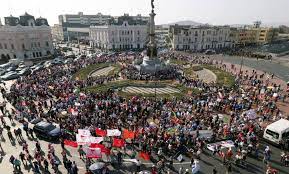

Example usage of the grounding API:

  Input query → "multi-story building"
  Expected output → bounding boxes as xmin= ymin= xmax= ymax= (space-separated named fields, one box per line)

xmin=55 ymin=12 xmax=149 ymax=42
xmin=0 ymin=13 xmax=54 ymax=60
xmin=51 ymin=24 xmax=64 ymax=41
xmin=234 ymin=22 xmax=278 ymax=46
xmin=89 ymin=14 xmax=148 ymax=50
xmin=169 ymin=25 xmax=234 ymax=51
xmin=155 ymin=25 xmax=169 ymax=49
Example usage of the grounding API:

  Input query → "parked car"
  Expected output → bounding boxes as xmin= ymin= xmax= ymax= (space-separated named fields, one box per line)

xmin=17 ymin=68 xmax=31 ymax=76
xmin=32 ymin=64 xmax=44 ymax=72
xmin=33 ymin=121 xmax=61 ymax=141
xmin=0 ymin=69 xmax=6 ymax=76
xmin=1 ymin=71 xmax=20 ymax=80
xmin=205 ymin=49 xmax=216 ymax=55
xmin=6 ymin=65 xmax=17 ymax=72
xmin=0 ymin=62 xmax=12 ymax=69
xmin=64 ymin=58 xmax=73 ymax=64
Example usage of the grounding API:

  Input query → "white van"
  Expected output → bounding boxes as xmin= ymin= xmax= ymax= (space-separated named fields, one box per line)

xmin=263 ymin=119 xmax=289 ymax=145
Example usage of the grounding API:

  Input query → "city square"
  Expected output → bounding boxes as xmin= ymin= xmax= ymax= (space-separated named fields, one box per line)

xmin=0 ymin=0 xmax=289 ymax=174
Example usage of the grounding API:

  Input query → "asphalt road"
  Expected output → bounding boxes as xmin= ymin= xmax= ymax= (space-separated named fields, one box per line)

xmin=214 ymin=55 xmax=289 ymax=82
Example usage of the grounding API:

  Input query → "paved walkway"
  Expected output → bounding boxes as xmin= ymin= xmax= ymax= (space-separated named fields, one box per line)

xmin=122 ymin=86 xmax=180 ymax=94
xmin=90 ymin=66 xmax=115 ymax=77
xmin=195 ymin=68 xmax=217 ymax=83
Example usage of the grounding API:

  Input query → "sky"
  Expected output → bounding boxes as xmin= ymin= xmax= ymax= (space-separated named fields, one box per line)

xmin=1 ymin=0 xmax=289 ymax=26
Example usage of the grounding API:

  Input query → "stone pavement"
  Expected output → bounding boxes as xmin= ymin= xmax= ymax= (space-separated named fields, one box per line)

xmin=195 ymin=68 xmax=217 ymax=83
xmin=122 ymin=86 xmax=180 ymax=95
xmin=90 ymin=66 xmax=115 ymax=77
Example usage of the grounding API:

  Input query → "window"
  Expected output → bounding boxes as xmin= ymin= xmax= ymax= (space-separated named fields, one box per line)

xmin=13 ymin=54 xmax=16 ymax=58
xmin=131 ymin=44 xmax=133 ymax=49
xmin=39 ymin=52 xmax=42 ymax=57
xmin=266 ymin=129 xmax=279 ymax=139
xmin=33 ymin=52 xmax=36 ymax=58
xmin=4 ymin=44 xmax=7 ymax=49
xmin=137 ymin=31 xmax=140 ymax=35
xmin=194 ymin=31 xmax=198 ymax=36
xmin=195 ymin=38 xmax=197 ymax=42
xmin=38 ymin=42 xmax=41 ymax=47
xmin=0 ymin=43 xmax=2 ymax=49
xmin=36 ymin=52 xmax=39 ymax=57
xmin=22 ymin=44 xmax=25 ymax=50
xmin=11 ymin=44 xmax=14 ymax=49
xmin=46 ymin=41 xmax=49 ymax=47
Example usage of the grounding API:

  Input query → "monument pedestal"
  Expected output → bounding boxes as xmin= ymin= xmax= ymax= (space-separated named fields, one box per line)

xmin=140 ymin=56 xmax=166 ymax=74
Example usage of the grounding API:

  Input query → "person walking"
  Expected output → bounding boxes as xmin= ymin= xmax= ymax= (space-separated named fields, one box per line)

xmin=44 ymin=158 xmax=49 ymax=172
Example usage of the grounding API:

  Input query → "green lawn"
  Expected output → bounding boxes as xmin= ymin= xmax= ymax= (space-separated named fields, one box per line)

xmin=201 ymin=65 xmax=235 ymax=87
xmin=73 ymin=63 xmax=121 ymax=80
xmin=170 ymin=58 xmax=188 ymax=65
xmin=85 ymin=79 xmax=201 ymax=99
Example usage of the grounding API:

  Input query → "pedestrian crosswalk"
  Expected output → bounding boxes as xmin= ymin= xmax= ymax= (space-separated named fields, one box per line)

xmin=122 ymin=86 xmax=180 ymax=94
xmin=90 ymin=66 xmax=115 ymax=77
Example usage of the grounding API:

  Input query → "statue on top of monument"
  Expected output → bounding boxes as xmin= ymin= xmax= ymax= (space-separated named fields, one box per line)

xmin=151 ymin=0 xmax=155 ymax=10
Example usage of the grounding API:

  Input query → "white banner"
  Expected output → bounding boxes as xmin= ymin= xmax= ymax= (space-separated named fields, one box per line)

xmin=107 ymin=129 xmax=121 ymax=137
xmin=90 ymin=137 xmax=104 ymax=144
xmin=78 ymin=129 xmax=91 ymax=137
xmin=76 ymin=134 xmax=91 ymax=145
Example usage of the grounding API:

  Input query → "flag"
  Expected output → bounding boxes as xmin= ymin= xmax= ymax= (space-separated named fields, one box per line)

xmin=89 ymin=143 xmax=105 ymax=149
xmin=123 ymin=129 xmax=135 ymax=139
xmin=102 ymin=147 xmax=111 ymax=155
xmin=139 ymin=152 xmax=150 ymax=161
xmin=90 ymin=137 xmax=104 ymax=144
xmin=76 ymin=134 xmax=91 ymax=145
xmin=78 ymin=129 xmax=91 ymax=137
xmin=89 ymin=144 xmax=110 ymax=155
xmin=95 ymin=128 xmax=107 ymax=137
xmin=64 ymin=140 xmax=78 ymax=148
xmin=113 ymin=138 xmax=125 ymax=147
xmin=107 ymin=129 xmax=121 ymax=137
xmin=86 ymin=148 xmax=101 ymax=159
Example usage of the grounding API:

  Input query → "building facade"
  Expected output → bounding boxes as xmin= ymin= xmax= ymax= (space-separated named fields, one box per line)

xmin=51 ymin=24 xmax=64 ymax=41
xmin=89 ymin=15 xmax=148 ymax=50
xmin=155 ymin=25 xmax=169 ymax=49
xmin=0 ymin=13 xmax=54 ymax=60
xmin=170 ymin=25 xmax=234 ymax=51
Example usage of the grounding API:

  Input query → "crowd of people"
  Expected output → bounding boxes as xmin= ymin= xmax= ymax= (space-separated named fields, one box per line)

xmin=0 ymin=51 xmax=288 ymax=174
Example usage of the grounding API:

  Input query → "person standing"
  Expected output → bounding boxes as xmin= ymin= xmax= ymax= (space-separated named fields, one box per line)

xmin=117 ymin=151 xmax=122 ymax=165
xmin=71 ymin=161 xmax=78 ymax=174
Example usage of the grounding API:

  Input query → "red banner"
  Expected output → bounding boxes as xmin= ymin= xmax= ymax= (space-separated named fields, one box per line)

xmin=113 ymin=138 xmax=125 ymax=147
xmin=95 ymin=128 xmax=107 ymax=137
xmin=64 ymin=139 xmax=78 ymax=148
xmin=89 ymin=143 xmax=111 ymax=155
xmin=139 ymin=152 xmax=150 ymax=161
xmin=123 ymin=129 xmax=135 ymax=139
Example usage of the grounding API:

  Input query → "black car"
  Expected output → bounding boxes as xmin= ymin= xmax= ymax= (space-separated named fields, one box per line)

xmin=33 ymin=121 xmax=61 ymax=141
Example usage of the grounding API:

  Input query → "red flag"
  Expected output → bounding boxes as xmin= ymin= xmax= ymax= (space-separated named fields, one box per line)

xmin=90 ymin=143 xmax=105 ymax=149
xmin=102 ymin=147 xmax=111 ymax=155
xmin=95 ymin=128 xmax=107 ymax=137
xmin=123 ymin=129 xmax=135 ymax=139
xmin=112 ymin=138 xmax=125 ymax=147
xmin=89 ymin=143 xmax=110 ymax=155
xmin=64 ymin=139 xmax=78 ymax=148
xmin=139 ymin=152 xmax=150 ymax=161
